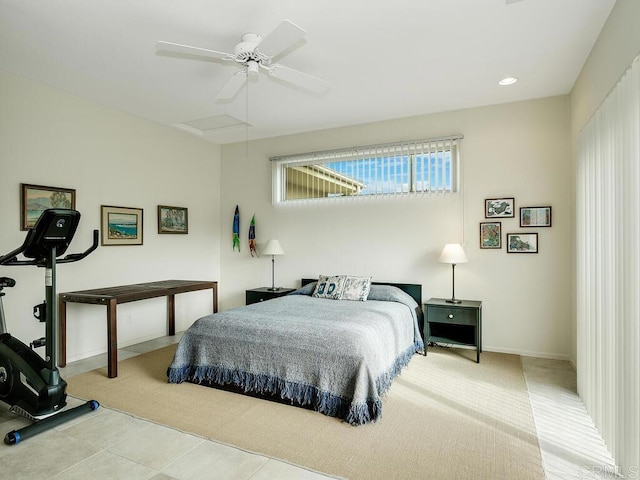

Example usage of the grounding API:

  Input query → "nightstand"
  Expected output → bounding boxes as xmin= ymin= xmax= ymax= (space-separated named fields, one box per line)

xmin=424 ymin=298 xmax=482 ymax=363
xmin=245 ymin=287 xmax=296 ymax=305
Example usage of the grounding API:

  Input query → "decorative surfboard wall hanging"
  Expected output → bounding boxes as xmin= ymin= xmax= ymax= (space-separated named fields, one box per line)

xmin=249 ymin=214 xmax=257 ymax=257
xmin=233 ymin=205 xmax=240 ymax=252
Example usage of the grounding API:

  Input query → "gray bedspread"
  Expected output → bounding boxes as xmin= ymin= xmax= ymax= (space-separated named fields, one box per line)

xmin=167 ymin=285 xmax=423 ymax=425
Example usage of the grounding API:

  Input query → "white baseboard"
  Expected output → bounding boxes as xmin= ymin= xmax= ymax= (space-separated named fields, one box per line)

xmin=429 ymin=342 xmax=571 ymax=361
xmin=483 ymin=345 xmax=570 ymax=362
xmin=64 ymin=333 xmax=168 ymax=364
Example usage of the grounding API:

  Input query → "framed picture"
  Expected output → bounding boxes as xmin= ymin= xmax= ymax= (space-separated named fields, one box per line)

xmin=480 ymin=222 xmax=502 ymax=249
xmin=158 ymin=205 xmax=188 ymax=234
xmin=520 ymin=206 xmax=552 ymax=227
xmin=506 ymin=233 xmax=538 ymax=253
xmin=21 ymin=183 xmax=76 ymax=230
xmin=101 ymin=205 xmax=143 ymax=246
xmin=485 ymin=197 xmax=515 ymax=218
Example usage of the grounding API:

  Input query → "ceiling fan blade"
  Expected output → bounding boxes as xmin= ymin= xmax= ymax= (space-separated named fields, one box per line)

xmin=216 ymin=70 xmax=248 ymax=101
xmin=156 ymin=41 xmax=232 ymax=61
xmin=268 ymin=64 xmax=329 ymax=94
xmin=256 ymin=20 xmax=307 ymax=58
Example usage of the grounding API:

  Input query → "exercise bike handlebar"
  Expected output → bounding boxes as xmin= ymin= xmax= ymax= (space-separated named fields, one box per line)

xmin=0 ymin=229 xmax=99 ymax=267
xmin=57 ymin=229 xmax=99 ymax=264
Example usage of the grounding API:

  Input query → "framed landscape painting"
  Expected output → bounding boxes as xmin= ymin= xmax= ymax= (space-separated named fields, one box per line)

xmin=485 ymin=197 xmax=515 ymax=218
xmin=507 ymin=233 xmax=538 ymax=253
xmin=21 ymin=183 xmax=76 ymax=230
xmin=480 ymin=222 xmax=502 ymax=249
xmin=158 ymin=205 xmax=188 ymax=234
xmin=520 ymin=206 xmax=552 ymax=227
xmin=101 ymin=205 xmax=143 ymax=246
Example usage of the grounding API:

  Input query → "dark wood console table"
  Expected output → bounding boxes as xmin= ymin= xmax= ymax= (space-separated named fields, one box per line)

xmin=59 ymin=280 xmax=218 ymax=378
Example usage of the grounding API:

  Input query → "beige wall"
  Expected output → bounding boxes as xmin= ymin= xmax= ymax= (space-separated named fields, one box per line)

xmin=568 ymin=0 xmax=640 ymax=364
xmin=0 ymin=72 xmax=222 ymax=362
xmin=221 ymin=96 xmax=572 ymax=359
xmin=8 ymin=2 xmax=630 ymax=361
xmin=571 ymin=0 xmax=640 ymax=138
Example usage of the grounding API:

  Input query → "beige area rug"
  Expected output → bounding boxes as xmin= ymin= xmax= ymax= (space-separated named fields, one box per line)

xmin=67 ymin=345 xmax=544 ymax=480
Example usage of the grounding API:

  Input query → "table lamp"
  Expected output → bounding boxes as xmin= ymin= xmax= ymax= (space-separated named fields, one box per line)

xmin=262 ymin=239 xmax=285 ymax=291
xmin=439 ymin=243 xmax=468 ymax=304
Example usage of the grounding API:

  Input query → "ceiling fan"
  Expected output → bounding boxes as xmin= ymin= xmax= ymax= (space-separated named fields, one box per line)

xmin=156 ymin=20 xmax=329 ymax=101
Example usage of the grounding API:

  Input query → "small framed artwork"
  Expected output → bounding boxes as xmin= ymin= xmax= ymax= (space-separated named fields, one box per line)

xmin=158 ymin=205 xmax=188 ymax=234
xmin=101 ymin=205 xmax=143 ymax=246
xmin=21 ymin=183 xmax=76 ymax=230
xmin=485 ymin=197 xmax=515 ymax=218
xmin=520 ymin=206 xmax=552 ymax=227
xmin=507 ymin=233 xmax=538 ymax=254
xmin=480 ymin=222 xmax=502 ymax=249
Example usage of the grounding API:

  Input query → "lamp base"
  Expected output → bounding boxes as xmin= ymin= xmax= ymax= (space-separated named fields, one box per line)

xmin=267 ymin=287 xmax=281 ymax=292
xmin=446 ymin=298 xmax=462 ymax=304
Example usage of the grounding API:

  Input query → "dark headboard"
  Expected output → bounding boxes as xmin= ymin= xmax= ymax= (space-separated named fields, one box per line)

xmin=300 ymin=278 xmax=422 ymax=307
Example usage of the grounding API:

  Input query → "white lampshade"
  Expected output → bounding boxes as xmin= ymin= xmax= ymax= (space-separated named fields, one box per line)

xmin=262 ymin=239 xmax=285 ymax=256
xmin=439 ymin=243 xmax=468 ymax=264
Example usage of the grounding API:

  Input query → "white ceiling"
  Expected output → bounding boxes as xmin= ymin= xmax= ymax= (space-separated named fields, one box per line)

xmin=0 ymin=0 xmax=616 ymax=145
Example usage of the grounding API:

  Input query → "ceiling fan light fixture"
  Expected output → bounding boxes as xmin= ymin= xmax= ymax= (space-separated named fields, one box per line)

xmin=156 ymin=19 xmax=329 ymax=102
xmin=246 ymin=60 xmax=260 ymax=76
xmin=499 ymin=76 xmax=518 ymax=86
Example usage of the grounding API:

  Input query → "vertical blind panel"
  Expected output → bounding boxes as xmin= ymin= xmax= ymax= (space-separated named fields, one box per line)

xmin=577 ymin=54 xmax=640 ymax=476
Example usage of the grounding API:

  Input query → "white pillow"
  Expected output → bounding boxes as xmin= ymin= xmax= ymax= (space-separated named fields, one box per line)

xmin=312 ymin=275 xmax=346 ymax=300
xmin=340 ymin=275 xmax=372 ymax=301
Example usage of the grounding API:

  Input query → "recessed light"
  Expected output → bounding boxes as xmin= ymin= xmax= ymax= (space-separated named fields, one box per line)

xmin=499 ymin=77 xmax=518 ymax=86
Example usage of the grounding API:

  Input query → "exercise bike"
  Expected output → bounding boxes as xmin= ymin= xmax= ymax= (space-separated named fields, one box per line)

xmin=0 ymin=208 xmax=99 ymax=445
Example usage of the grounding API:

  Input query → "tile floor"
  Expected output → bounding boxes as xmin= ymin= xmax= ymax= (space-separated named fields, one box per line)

xmin=0 ymin=334 xmax=336 ymax=480
xmin=0 ymin=336 xmax=621 ymax=479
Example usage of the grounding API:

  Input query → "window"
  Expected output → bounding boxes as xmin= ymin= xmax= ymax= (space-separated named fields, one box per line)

xmin=270 ymin=135 xmax=462 ymax=204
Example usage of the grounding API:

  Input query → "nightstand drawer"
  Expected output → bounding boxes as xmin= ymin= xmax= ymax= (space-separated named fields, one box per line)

xmin=427 ymin=306 xmax=477 ymax=325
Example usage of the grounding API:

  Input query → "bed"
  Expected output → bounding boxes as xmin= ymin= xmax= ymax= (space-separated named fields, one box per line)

xmin=167 ymin=276 xmax=424 ymax=425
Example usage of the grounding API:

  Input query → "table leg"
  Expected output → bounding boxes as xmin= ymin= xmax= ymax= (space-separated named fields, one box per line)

xmin=213 ymin=285 xmax=218 ymax=313
xmin=479 ymin=310 xmax=483 ymax=353
xmin=107 ymin=299 xmax=118 ymax=378
xmin=167 ymin=294 xmax=175 ymax=336
xmin=477 ymin=310 xmax=482 ymax=363
xmin=59 ymin=300 xmax=67 ymax=367
xmin=424 ymin=321 xmax=430 ymax=357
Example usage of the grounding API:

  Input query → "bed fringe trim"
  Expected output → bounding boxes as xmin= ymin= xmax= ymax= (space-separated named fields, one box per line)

xmin=167 ymin=339 xmax=424 ymax=426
